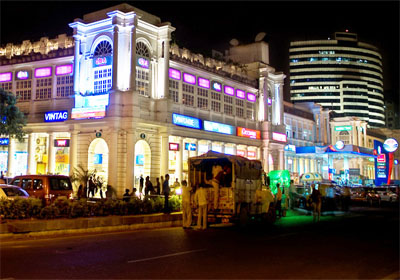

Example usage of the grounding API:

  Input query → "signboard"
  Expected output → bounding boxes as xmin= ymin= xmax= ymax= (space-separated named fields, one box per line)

xmin=247 ymin=151 xmax=256 ymax=158
xmin=203 ymin=120 xmax=235 ymax=135
xmin=54 ymin=139 xmax=70 ymax=147
xmin=34 ymin=67 xmax=52 ymax=78
xmin=212 ymin=81 xmax=222 ymax=92
xmin=93 ymin=56 xmax=112 ymax=67
xmin=224 ymin=86 xmax=234 ymax=96
xmin=55 ymin=64 xmax=73 ymax=76
xmin=183 ymin=73 xmax=196 ymax=85
xmin=169 ymin=68 xmax=181 ymax=80
xmin=237 ymin=127 xmax=261 ymax=139
xmin=247 ymin=93 xmax=256 ymax=102
xmin=0 ymin=72 xmax=12 ymax=82
xmin=335 ymin=140 xmax=345 ymax=150
xmin=272 ymin=132 xmax=287 ymax=142
xmin=374 ymin=140 xmax=389 ymax=186
xmin=169 ymin=143 xmax=179 ymax=151
xmin=71 ymin=106 xmax=106 ymax=119
xmin=198 ymin=77 xmax=210 ymax=89
xmin=284 ymin=144 xmax=296 ymax=152
xmin=136 ymin=154 xmax=144 ymax=165
xmin=0 ymin=138 xmax=9 ymax=146
xmin=383 ymin=138 xmax=398 ymax=153
xmin=16 ymin=70 xmax=31 ymax=80
xmin=236 ymin=89 xmax=245 ymax=99
xmin=185 ymin=143 xmax=197 ymax=151
xmin=172 ymin=113 xmax=201 ymax=129
xmin=94 ymin=154 xmax=103 ymax=164
xmin=44 ymin=110 xmax=68 ymax=122
xmin=237 ymin=150 xmax=245 ymax=157
xmin=335 ymin=125 xmax=352 ymax=131
xmin=137 ymin=57 xmax=149 ymax=69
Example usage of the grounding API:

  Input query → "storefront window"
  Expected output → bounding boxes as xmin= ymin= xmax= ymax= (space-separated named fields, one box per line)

xmin=35 ymin=136 xmax=48 ymax=174
xmin=54 ymin=138 xmax=70 ymax=175
xmin=14 ymin=140 xmax=28 ymax=176
xmin=0 ymin=146 xmax=8 ymax=173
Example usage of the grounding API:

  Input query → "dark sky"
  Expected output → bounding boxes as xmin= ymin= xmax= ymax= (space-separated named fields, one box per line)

xmin=1 ymin=0 xmax=398 ymax=103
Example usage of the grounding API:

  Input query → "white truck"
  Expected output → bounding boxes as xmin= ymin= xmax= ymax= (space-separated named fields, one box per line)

xmin=188 ymin=151 xmax=276 ymax=226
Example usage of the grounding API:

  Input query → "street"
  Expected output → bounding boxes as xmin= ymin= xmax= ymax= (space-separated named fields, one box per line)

xmin=1 ymin=204 xmax=399 ymax=279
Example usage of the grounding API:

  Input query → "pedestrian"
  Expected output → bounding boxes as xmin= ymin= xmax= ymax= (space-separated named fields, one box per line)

xmin=163 ymin=174 xmax=170 ymax=213
xmin=145 ymin=176 xmax=154 ymax=195
xmin=123 ymin=189 xmax=131 ymax=202
xmin=106 ymin=185 xmax=115 ymax=199
xmin=194 ymin=183 xmax=208 ymax=230
xmin=160 ymin=176 xmax=164 ymax=194
xmin=139 ymin=174 xmax=144 ymax=195
xmin=88 ymin=176 xmax=96 ymax=198
xmin=181 ymin=180 xmax=192 ymax=229
xmin=77 ymin=184 xmax=83 ymax=200
xmin=155 ymin=177 xmax=161 ymax=195
xmin=275 ymin=183 xmax=282 ymax=218
xmin=173 ymin=178 xmax=180 ymax=194
xmin=311 ymin=183 xmax=322 ymax=222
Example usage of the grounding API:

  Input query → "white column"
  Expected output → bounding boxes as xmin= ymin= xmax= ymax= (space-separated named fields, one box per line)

xmin=7 ymin=138 xmax=15 ymax=177
xmin=69 ymin=131 xmax=78 ymax=177
xmin=108 ymin=129 xmax=118 ymax=189
xmin=160 ymin=133 xmax=169 ymax=177
xmin=263 ymin=147 xmax=270 ymax=174
xmin=73 ymin=36 xmax=80 ymax=93
xmin=48 ymin=133 xmax=55 ymax=174
xmin=279 ymin=149 xmax=284 ymax=170
xmin=125 ymin=130 xmax=136 ymax=195
xmin=208 ymin=141 xmax=212 ymax=152
xmin=28 ymin=133 xmax=36 ymax=175
xmin=112 ymin=25 xmax=119 ymax=91
xmin=130 ymin=17 xmax=137 ymax=91
xmin=299 ymin=158 xmax=304 ymax=176
xmin=221 ymin=143 xmax=225 ymax=154
xmin=176 ymin=137 xmax=183 ymax=182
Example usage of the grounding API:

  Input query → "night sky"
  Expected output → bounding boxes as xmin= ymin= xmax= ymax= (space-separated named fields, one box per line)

xmin=1 ymin=1 xmax=398 ymax=104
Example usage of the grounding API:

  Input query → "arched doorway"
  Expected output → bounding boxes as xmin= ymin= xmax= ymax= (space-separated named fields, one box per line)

xmin=134 ymin=140 xmax=151 ymax=189
xmin=88 ymin=138 xmax=109 ymax=186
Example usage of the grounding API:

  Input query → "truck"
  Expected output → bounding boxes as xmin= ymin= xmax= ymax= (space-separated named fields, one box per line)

xmin=188 ymin=151 xmax=276 ymax=226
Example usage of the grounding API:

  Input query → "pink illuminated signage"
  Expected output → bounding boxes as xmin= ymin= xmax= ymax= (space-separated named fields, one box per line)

xmin=0 ymin=72 xmax=12 ymax=82
xmin=54 ymin=139 xmax=70 ymax=147
xmin=137 ymin=58 xmax=149 ymax=69
xmin=198 ymin=77 xmax=210 ymax=89
xmin=95 ymin=57 xmax=107 ymax=66
xmin=272 ymin=132 xmax=287 ymax=142
xmin=34 ymin=67 xmax=52 ymax=78
xmin=247 ymin=151 xmax=256 ymax=158
xmin=169 ymin=68 xmax=181 ymax=80
xmin=267 ymin=98 xmax=272 ymax=105
xmin=169 ymin=143 xmax=179 ymax=151
xmin=183 ymin=73 xmax=196 ymax=85
xmin=16 ymin=70 xmax=30 ymax=80
xmin=55 ymin=64 xmax=73 ymax=76
xmin=224 ymin=86 xmax=234 ymax=96
xmin=212 ymin=81 xmax=222 ymax=92
xmin=236 ymin=89 xmax=245 ymax=99
xmin=237 ymin=150 xmax=246 ymax=157
xmin=247 ymin=92 xmax=256 ymax=102
xmin=377 ymin=154 xmax=386 ymax=163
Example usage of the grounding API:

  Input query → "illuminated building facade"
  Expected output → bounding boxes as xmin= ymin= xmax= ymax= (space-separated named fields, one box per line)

xmin=289 ymin=32 xmax=385 ymax=128
xmin=0 ymin=4 xmax=286 ymax=196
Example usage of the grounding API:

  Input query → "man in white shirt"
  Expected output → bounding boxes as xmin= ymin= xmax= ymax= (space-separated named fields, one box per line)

xmin=195 ymin=184 xmax=208 ymax=230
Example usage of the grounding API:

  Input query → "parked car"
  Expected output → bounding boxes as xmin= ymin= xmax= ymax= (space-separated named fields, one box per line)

xmin=0 ymin=184 xmax=30 ymax=200
xmin=366 ymin=188 xmax=381 ymax=206
xmin=10 ymin=175 xmax=73 ymax=204
xmin=374 ymin=187 xmax=398 ymax=203
xmin=350 ymin=187 xmax=368 ymax=203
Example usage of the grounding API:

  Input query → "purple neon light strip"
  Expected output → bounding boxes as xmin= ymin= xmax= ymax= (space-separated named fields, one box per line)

xmin=169 ymin=68 xmax=181 ymax=80
xmin=236 ymin=89 xmax=245 ymax=99
xmin=55 ymin=65 xmax=73 ymax=76
xmin=183 ymin=73 xmax=196 ymax=85
xmin=35 ymin=67 xmax=52 ymax=78
xmin=198 ymin=77 xmax=210 ymax=89
xmin=224 ymin=85 xmax=234 ymax=96
xmin=247 ymin=92 xmax=256 ymax=102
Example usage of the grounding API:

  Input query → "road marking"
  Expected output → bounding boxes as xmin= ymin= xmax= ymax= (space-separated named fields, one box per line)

xmin=127 ymin=249 xmax=206 ymax=263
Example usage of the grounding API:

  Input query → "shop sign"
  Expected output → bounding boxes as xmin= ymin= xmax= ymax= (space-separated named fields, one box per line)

xmin=169 ymin=68 xmax=181 ymax=80
xmin=224 ymin=85 xmax=234 ymax=96
xmin=334 ymin=125 xmax=352 ymax=131
xmin=137 ymin=57 xmax=149 ymax=69
xmin=55 ymin=154 xmax=69 ymax=164
xmin=0 ymin=138 xmax=9 ymax=146
xmin=272 ymin=132 xmax=287 ymax=142
xmin=236 ymin=89 xmax=245 ymax=99
xmin=136 ymin=154 xmax=144 ymax=165
xmin=185 ymin=143 xmax=197 ymax=151
xmin=247 ymin=92 xmax=256 ymax=102
xmin=204 ymin=120 xmax=234 ymax=135
xmin=34 ymin=67 xmax=52 ymax=78
xmin=247 ymin=151 xmax=256 ymax=158
xmin=183 ymin=73 xmax=196 ymax=85
xmin=169 ymin=143 xmax=179 ymax=151
xmin=237 ymin=127 xmax=261 ymax=139
xmin=237 ymin=150 xmax=245 ymax=156
xmin=383 ymin=138 xmax=398 ymax=153
xmin=93 ymin=56 xmax=112 ymax=67
xmin=284 ymin=144 xmax=296 ymax=152
xmin=94 ymin=154 xmax=103 ymax=164
xmin=172 ymin=113 xmax=201 ymax=129
xmin=335 ymin=140 xmax=345 ymax=150
xmin=44 ymin=110 xmax=68 ymax=122
xmin=211 ymin=81 xmax=222 ymax=92
xmin=71 ymin=106 xmax=106 ymax=119
xmin=54 ymin=139 xmax=70 ymax=147
xmin=394 ymin=159 xmax=399 ymax=165
xmin=0 ymin=72 xmax=12 ymax=82
xmin=16 ymin=70 xmax=31 ymax=80
xmin=198 ymin=77 xmax=210 ymax=89
xmin=55 ymin=64 xmax=73 ymax=75
xmin=377 ymin=154 xmax=386 ymax=163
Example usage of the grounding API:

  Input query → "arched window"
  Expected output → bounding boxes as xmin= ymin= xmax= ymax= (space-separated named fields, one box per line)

xmin=339 ymin=130 xmax=350 ymax=144
xmin=94 ymin=41 xmax=113 ymax=57
xmin=92 ymin=40 xmax=113 ymax=93
xmin=135 ymin=41 xmax=150 ymax=96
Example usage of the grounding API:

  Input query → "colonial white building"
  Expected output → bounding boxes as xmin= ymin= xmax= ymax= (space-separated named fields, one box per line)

xmin=0 ymin=4 xmax=287 ymax=196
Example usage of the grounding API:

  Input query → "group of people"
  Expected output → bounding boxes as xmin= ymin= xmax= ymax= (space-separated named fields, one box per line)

xmin=77 ymin=176 xmax=115 ymax=200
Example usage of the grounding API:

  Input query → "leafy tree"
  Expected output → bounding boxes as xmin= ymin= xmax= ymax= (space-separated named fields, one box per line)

xmin=0 ymin=88 xmax=26 ymax=141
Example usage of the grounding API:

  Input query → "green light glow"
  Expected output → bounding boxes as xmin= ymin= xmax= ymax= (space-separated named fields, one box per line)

xmin=268 ymin=170 xmax=291 ymax=194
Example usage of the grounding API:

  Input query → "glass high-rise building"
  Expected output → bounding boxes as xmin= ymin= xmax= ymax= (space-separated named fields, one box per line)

xmin=289 ymin=32 xmax=385 ymax=128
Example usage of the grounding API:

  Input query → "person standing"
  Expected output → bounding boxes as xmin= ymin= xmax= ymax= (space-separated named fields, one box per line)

xmin=163 ymin=174 xmax=170 ymax=213
xmin=139 ymin=175 xmax=144 ymax=195
xmin=311 ymin=184 xmax=322 ymax=222
xmin=275 ymin=183 xmax=282 ymax=218
xmin=181 ymin=180 xmax=192 ymax=229
xmin=194 ymin=184 xmax=208 ymax=230
xmin=155 ymin=177 xmax=161 ymax=195
xmin=88 ymin=176 xmax=96 ymax=198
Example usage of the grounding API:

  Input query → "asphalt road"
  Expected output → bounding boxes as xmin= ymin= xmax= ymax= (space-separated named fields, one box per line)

xmin=1 ymin=204 xmax=399 ymax=279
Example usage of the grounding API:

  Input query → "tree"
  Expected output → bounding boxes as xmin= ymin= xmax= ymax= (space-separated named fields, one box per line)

xmin=0 ymin=88 xmax=26 ymax=141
